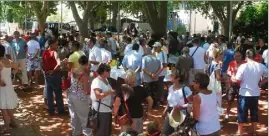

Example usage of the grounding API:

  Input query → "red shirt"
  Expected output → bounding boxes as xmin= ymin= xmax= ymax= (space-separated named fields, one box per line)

xmin=42 ymin=49 xmax=57 ymax=72
xmin=24 ymin=35 xmax=29 ymax=42
xmin=254 ymin=54 xmax=262 ymax=63
xmin=227 ymin=60 xmax=246 ymax=83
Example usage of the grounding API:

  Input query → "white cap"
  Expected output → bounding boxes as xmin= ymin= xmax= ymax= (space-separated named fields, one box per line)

xmin=153 ymin=42 xmax=162 ymax=47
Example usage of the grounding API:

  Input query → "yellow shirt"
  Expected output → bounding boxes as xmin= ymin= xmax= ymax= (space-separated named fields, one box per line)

xmin=68 ymin=51 xmax=84 ymax=69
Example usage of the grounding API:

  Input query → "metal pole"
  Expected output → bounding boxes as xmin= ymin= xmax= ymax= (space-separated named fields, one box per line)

xmin=60 ymin=1 xmax=63 ymax=36
xmin=228 ymin=1 xmax=233 ymax=41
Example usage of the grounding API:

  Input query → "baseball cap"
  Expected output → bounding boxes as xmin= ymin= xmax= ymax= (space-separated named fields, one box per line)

xmin=153 ymin=42 xmax=162 ymax=47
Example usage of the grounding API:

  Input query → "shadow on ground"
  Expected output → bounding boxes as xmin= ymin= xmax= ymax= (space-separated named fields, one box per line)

xmin=0 ymin=85 xmax=267 ymax=136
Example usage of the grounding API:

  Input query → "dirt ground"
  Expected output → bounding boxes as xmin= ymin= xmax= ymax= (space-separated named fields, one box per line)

xmin=0 ymin=84 xmax=268 ymax=136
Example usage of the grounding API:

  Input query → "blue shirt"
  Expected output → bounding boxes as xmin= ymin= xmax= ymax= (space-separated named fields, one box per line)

xmin=122 ymin=51 xmax=142 ymax=82
xmin=222 ymin=49 xmax=234 ymax=73
xmin=12 ymin=39 xmax=27 ymax=59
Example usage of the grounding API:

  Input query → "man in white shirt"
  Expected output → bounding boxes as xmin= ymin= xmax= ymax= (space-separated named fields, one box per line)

xmin=99 ymin=38 xmax=112 ymax=64
xmin=235 ymin=49 xmax=268 ymax=135
xmin=122 ymin=43 xmax=142 ymax=85
xmin=189 ymin=38 xmax=207 ymax=85
xmin=86 ymin=37 xmax=102 ymax=72
xmin=153 ymin=42 xmax=168 ymax=104
xmin=27 ymin=33 xmax=41 ymax=84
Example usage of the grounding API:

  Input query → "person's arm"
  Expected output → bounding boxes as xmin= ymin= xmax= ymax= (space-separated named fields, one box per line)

xmin=122 ymin=55 xmax=128 ymax=71
xmin=113 ymin=97 xmax=121 ymax=116
xmin=93 ymin=88 xmax=115 ymax=100
xmin=192 ymin=94 xmax=201 ymax=121
xmin=162 ymin=104 xmax=169 ymax=118
xmin=235 ymin=64 xmax=244 ymax=85
xmin=32 ymin=43 xmax=40 ymax=58
xmin=82 ymin=73 xmax=90 ymax=94
xmin=0 ymin=63 xmax=5 ymax=87
xmin=53 ymin=51 xmax=61 ymax=71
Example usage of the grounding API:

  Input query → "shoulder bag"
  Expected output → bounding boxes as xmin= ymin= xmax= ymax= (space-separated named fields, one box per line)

xmin=176 ymin=86 xmax=198 ymax=136
xmin=86 ymin=77 xmax=112 ymax=129
xmin=191 ymin=46 xmax=199 ymax=57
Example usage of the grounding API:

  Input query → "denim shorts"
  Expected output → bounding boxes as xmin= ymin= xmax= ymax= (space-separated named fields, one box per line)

xmin=238 ymin=95 xmax=259 ymax=123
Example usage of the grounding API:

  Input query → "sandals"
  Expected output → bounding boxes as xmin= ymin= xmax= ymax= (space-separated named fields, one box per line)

xmin=1 ymin=128 xmax=11 ymax=134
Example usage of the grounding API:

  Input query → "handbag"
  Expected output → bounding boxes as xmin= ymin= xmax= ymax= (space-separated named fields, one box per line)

xmin=176 ymin=86 xmax=198 ymax=136
xmin=207 ymin=64 xmax=222 ymax=94
xmin=87 ymin=77 xmax=112 ymax=129
xmin=62 ymin=72 xmax=71 ymax=90
xmin=87 ymin=101 xmax=101 ymax=129
xmin=117 ymin=91 xmax=133 ymax=126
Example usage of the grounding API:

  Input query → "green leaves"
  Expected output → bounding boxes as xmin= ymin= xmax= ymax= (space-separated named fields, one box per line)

xmin=233 ymin=1 xmax=268 ymax=40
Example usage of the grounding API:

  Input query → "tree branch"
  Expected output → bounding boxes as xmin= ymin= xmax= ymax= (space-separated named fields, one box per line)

xmin=68 ymin=1 xmax=82 ymax=25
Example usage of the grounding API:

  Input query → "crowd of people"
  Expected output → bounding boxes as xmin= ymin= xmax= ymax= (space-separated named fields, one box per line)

xmin=0 ymin=28 xmax=267 ymax=136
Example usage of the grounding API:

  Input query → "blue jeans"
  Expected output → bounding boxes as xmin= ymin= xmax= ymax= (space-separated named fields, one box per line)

xmin=45 ymin=72 xmax=64 ymax=114
xmin=238 ymin=95 xmax=259 ymax=123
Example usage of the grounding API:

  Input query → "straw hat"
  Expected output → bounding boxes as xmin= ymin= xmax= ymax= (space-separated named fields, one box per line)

xmin=169 ymin=108 xmax=186 ymax=128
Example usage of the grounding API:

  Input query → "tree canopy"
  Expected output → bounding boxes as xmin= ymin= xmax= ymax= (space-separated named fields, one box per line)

xmin=233 ymin=1 xmax=268 ymax=41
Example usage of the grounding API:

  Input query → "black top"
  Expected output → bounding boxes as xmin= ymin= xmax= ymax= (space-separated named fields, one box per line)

xmin=117 ymin=86 xmax=150 ymax=118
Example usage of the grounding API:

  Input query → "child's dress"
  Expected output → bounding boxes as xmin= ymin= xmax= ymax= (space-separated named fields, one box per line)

xmin=0 ymin=67 xmax=19 ymax=109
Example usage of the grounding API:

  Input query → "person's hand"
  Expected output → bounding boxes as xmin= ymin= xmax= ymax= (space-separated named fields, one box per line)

xmin=151 ymin=73 xmax=158 ymax=79
xmin=110 ymin=89 xmax=116 ymax=94
xmin=173 ymin=106 xmax=181 ymax=112
xmin=0 ymin=81 xmax=6 ymax=87
xmin=47 ymin=70 xmax=54 ymax=75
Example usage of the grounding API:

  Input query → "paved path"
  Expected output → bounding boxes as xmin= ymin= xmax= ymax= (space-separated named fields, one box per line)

xmin=0 ymin=85 xmax=267 ymax=136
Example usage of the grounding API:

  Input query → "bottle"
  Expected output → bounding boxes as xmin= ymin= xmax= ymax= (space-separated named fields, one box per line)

xmin=116 ymin=58 xmax=120 ymax=69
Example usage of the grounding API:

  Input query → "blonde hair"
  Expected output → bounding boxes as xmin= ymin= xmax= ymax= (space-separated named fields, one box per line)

xmin=124 ymin=70 xmax=137 ymax=85
xmin=212 ymin=48 xmax=223 ymax=59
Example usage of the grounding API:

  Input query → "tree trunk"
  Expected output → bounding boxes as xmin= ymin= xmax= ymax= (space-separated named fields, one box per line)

xmin=144 ymin=1 xmax=168 ymax=40
xmin=38 ymin=18 xmax=46 ymax=35
xmin=111 ymin=2 xmax=119 ymax=28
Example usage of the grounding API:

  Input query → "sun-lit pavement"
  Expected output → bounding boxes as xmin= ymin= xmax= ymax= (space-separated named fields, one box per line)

xmin=0 ymin=85 xmax=267 ymax=136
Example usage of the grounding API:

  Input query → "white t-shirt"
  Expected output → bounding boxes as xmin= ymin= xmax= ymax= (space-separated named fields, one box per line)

xmin=124 ymin=43 xmax=133 ymax=55
xmin=262 ymin=49 xmax=268 ymax=65
xmin=167 ymin=85 xmax=192 ymax=108
xmin=189 ymin=46 xmax=206 ymax=69
xmin=27 ymin=40 xmax=40 ymax=54
xmin=89 ymin=46 xmax=102 ymax=71
xmin=100 ymin=48 xmax=112 ymax=64
xmin=156 ymin=51 xmax=168 ymax=77
xmin=91 ymin=77 xmax=113 ymax=113
xmin=236 ymin=60 xmax=268 ymax=96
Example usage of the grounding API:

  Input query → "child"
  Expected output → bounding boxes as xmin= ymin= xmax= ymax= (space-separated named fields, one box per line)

xmin=0 ymin=45 xmax=19 ymax=134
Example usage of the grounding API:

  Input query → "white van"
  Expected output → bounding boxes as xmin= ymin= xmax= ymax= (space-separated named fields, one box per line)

xmin=31 ymin=21 xmax=71 ymax=36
